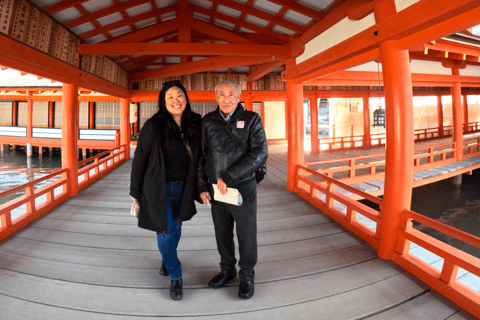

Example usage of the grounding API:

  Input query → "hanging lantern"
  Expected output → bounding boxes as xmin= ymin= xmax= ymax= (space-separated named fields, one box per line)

xmin=372 ymin=103 xmax=385 ymax=127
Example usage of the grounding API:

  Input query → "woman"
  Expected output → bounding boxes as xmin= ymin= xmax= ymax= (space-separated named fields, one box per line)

xmin=130 ymin=80 xmax=202 ymax=300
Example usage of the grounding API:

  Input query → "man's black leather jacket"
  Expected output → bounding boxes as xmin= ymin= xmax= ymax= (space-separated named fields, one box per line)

xmin=197 ymin=104 xmax=268 ymax=193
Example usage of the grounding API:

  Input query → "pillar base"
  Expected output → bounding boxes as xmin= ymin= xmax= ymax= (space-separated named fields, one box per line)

xmin=451 ymin=174 xmax=462 ymax=186
xmin=27 ymin=143 xmax=33 ymax=157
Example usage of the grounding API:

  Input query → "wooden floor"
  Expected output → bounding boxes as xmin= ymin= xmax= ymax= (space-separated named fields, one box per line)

xmin=0 ymin=143 xmax=478 ymax=319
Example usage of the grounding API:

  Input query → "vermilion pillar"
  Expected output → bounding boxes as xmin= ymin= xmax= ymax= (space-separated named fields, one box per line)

xmin=437 ymin=95 xmax=444 ymax=136
xmin=310 ymin=95 xmax=319 ymax=153
xmin=12 ymin=101 xmax=18 ymax=126
xmin=286 ymin=59 xmax=304 ymax=191
xmin=48 ymin=101 xmax=54 ymax=128
xmin=89 ymin=101 xmax=95 ymax=129
xmin=377 ymin=40 xmax=414 ymax=260
xmin=363 ymin=94 xmax=371 ymax=148
xmin=245 ymin=83 xmax=253 ymax=111
xmin=134 ymin=102 xmax=140 ymax=135
xmin=62 ymin=83 xmax=79 ymax=196
xmin=463 ymin=94 xmax=468 ymax=132
xmin=26 ymin=93 xmax=33 ymax=157
xmin=120 ymin=98 xmax=131 ymax=160
xmin=451 ymin=68 xmax=463 ymax=161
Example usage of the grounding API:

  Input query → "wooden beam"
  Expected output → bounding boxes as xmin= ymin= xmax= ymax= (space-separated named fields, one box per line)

xmin=105 ymin=19 xmax=180 ymax=44
xmin=283 ymin=0 xmax=480 ymax=83
xmin=246 ymin=60 xmax=285 ymax=82
xmin=190 ymin=4 xmax=289 ymax=43
xmin=190 ymin=18 xmax=256 ymax=44
xmin=79 ymin=43 xmax=292 ymax=58
xmin=79 ymin=4 xmax=178 ymax=40
xmin=425 ymin=40 xmax=480 ymax=58
xmin=209 ymin=0 xmax=306 ymax=34
xmin=45 ymin=0 xmax=88 ymax=15
xmin=267 ymin=0 xmax=326 ymax=20
xmin=0 ymin=36 xmax=129 ymax=98
xmin=64 ymin=0 xmax=150 ymax=29
xmin=129 ymin=55 xmax=278 ymax=82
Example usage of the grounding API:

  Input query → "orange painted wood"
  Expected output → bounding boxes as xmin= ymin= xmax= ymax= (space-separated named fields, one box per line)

xmin=48 ymin=101 xmax=54 ymax=128
xmin=26 ymin=94 xmax=33 ymax=140
xmin=61 ymin=83 xmax=79 ymax=197
xmin=129 ymin=55 xmax=278 ymax=82
xmin=246 ymin=61 xmax=286 ymax=82
xmin=377 ymin=41 xmax=414 ymax=260
xmin=190 ymin=19 xmax=256 ymax=44
xmin=362 ymin=96 xmax=371 ymax=148
xmin=310 ymin=95 xmax=319 ymax=153
xmin=79 ymin=43 xmax=292 ymax=58
xmin=107 ymin=19 xmax=180 ymax=44
xmin=451 ymin=68 xmax=464 ymax=161
xmin=120 ymin=98 xmax=131 ymax=160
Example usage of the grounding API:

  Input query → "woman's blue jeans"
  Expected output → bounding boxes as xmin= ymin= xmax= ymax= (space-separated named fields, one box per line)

xmin=157 ymin=181 xmax=183 ymax=280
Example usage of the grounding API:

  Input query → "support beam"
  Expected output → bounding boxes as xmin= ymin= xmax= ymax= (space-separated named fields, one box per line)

xmin=190 ymin=19 xmax=256 ymax=44
xmin=463 ymin=94 xmax=469 ymax=132
xmin=246 ymin=60 xmax=285 ymax=82
xmin=62 ymin=83 xmax=80 ymax=197
xmin=437 ymin=95 xmax=444 ymax=136
xmin=362 ymin=95 xmax=371 ymax=148
xmin=286 ymin=59 xmax=304 ymax=192
xmin=89 ymin=102 xmax=95 ymax=129
xmin=48 ymin=101 xmax=54 ymax=128
xmin=79 ymin=43 xmax=292 ymax=58
xmin=130 ymin=55 xmax=279 ymax=82
xmin=451 ymin=68 xmax=464 ymax=161
xmin=120 ymin=98 xmax=131 ymax=160
xmin=310 ymin=95 xmax=319 ymax=153
xmin=377 ymin=41 xmax=414 ymax=260
xmin=106 ymin=19 xmax=180 ymax=43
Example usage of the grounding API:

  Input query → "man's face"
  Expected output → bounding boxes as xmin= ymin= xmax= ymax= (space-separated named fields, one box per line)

xmin=216 ymin=85 xmax=241 ymax=116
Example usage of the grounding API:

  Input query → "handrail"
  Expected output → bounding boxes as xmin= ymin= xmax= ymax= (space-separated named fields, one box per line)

xmin=0 ymin=144 xmax=127 ymax=241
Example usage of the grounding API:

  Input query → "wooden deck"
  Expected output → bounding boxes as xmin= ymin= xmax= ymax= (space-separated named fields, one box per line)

xmin=0 ymin=142 xmax=478 ymax=319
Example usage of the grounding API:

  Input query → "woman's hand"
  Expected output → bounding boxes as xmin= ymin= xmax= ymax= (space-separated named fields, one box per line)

xmin=130 ymin=196 xmax=137 ymax=203
xmin=200 ymin=192 xmax=210 ymax=204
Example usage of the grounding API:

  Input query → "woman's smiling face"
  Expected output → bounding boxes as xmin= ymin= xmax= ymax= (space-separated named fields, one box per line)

xmin=165 ymin=86 xmax=187 ymax=118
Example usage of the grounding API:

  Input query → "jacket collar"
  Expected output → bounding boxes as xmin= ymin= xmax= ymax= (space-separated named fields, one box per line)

xmin=213 ymin=103 xmax=245 ymax=124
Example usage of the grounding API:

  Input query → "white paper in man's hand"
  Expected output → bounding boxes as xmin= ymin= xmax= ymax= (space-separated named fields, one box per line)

xmin=212 ymin=184 xmax=243 ymax=206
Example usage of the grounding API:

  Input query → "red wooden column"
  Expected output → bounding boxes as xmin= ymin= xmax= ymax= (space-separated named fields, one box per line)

xmin=363 ymin=94 xmax=371 ymax=148
xmin=89 ymin=101 xmax=95 ymax=129
xmin=437 ymin=95 xmax=444 ymax=136
xmin=286 ymin=59 xmax=304 ymax=191
xmin=26 ymin=93 xmax=33 ymax=157
xmin=310 ymin=95 xmax=319 ymax=153
xmin=245 ymin=83 xmax=253 ymax=111
xmin=134 ymin=102 xmax=140 ymax=135
xmin=48 ymin=101 xmax=54 ymax=128
xmin=451 ymin=68 xmax=463 ymax=161
xmin=62 ymin=83 xmax=79 ymax=197
xmin=377 ymin=41 xmax=415 ymax=260
xmin=12 ymin=101 xmax=18 ymax=126
xmin=120 ymin=98 xmax=131 ymax=160
xmin=463 ymin=94 xmax=469 ymax=132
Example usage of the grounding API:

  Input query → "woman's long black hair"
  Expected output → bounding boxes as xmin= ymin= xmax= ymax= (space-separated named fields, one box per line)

xmin=155 ymin=80 xmax=199 ymax=143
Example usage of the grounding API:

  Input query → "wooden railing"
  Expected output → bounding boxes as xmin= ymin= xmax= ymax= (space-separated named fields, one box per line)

xmin=315 ymin=123 xmax=473 ymax=152
xmin=294 ymin=164 xmax=480 ymax=319
xmin=0 ymin=144 xmax=127 ymax=241
xmin=394 ymin=209 xmax=480 ymax=318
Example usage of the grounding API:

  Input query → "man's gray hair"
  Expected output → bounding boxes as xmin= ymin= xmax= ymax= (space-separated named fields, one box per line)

xmin=215 ymin=79 xmax=242 ymax=96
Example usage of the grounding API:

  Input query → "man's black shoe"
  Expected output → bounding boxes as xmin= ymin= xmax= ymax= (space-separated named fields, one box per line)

xmin=169 ymin=279 xmax=183 ymax=300
xmin=159 ymin=261 xmax=169 ymax=276
xmin=208 ymin=270 xmax=237 ymax=289
xmin=238 ymin=279 xmax=254 ymax=299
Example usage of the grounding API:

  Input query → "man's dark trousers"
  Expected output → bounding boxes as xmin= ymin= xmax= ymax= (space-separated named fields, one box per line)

xmin=211 ymin=178 xmax=257 ymax=281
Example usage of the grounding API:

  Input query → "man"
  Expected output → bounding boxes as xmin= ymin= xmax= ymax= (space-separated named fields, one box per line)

xmin=198 ymin=80 xmax=268 ymax=299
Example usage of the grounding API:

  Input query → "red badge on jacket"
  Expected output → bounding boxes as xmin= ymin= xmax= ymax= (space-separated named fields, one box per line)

xmin=237 ymin=121 xmax=245 ymax=129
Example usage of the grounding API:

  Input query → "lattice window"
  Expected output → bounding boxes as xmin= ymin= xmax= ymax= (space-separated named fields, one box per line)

xmin=79 ymin=102 xmax=88 ymax=129
xmin=17 ymin=102 xmax=27 ymax=126
xmin=96 ymin=102 xmax=120 ymax=129
xmin=0 ymin=102 xmax=12 ymax=126
xmin=191 ymin=102 xmax=217 ymax=117
xmin=253 ymin=102 xmax=262 ymax=120
xmin=139 ymin=102 xmax=157 ymax=127
xmin=33 ymin=101 xmax=48 ymax=127
xmin=55 ymin=102 xmax=62 ymax=128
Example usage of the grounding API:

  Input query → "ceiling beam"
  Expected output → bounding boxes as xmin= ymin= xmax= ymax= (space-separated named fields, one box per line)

xmin=106 ymin=19 xmax=180 ymax=43
xmin=267 ymin=0 xmax=326 ymax=20
xmin=283 ymin=0 xmax=480 ymax=83
xmin=208 ymin=0 xmax=306 ymax=34
xmin=0 ymin=36 xmax=128 ymax=98
xmin=130 ymin=55 xmax=279 ymax=82
xmin=44 ymin=0 xmax=89 ymax=15
xmin=79 ymin=4 xmax=178 ymax=40
xmin=79 ymin=43 xmax=292 ymax=58
xmin=246 ymin=60 xmax=285 ymax=82
xmin=190 ymin=4 xmax=289 ymax=43
xmin=64 ymin=0 xmax=150 ymax=29
xmin=190 ymin=18 xmax=257 ymax=44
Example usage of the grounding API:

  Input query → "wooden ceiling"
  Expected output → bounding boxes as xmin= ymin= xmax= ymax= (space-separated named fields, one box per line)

xmin=29 ymin=0 xmax=347 ymax=81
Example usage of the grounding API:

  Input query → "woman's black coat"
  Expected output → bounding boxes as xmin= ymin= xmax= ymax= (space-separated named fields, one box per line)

xmin=129 ymin=112 xmax=202 ymax=233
